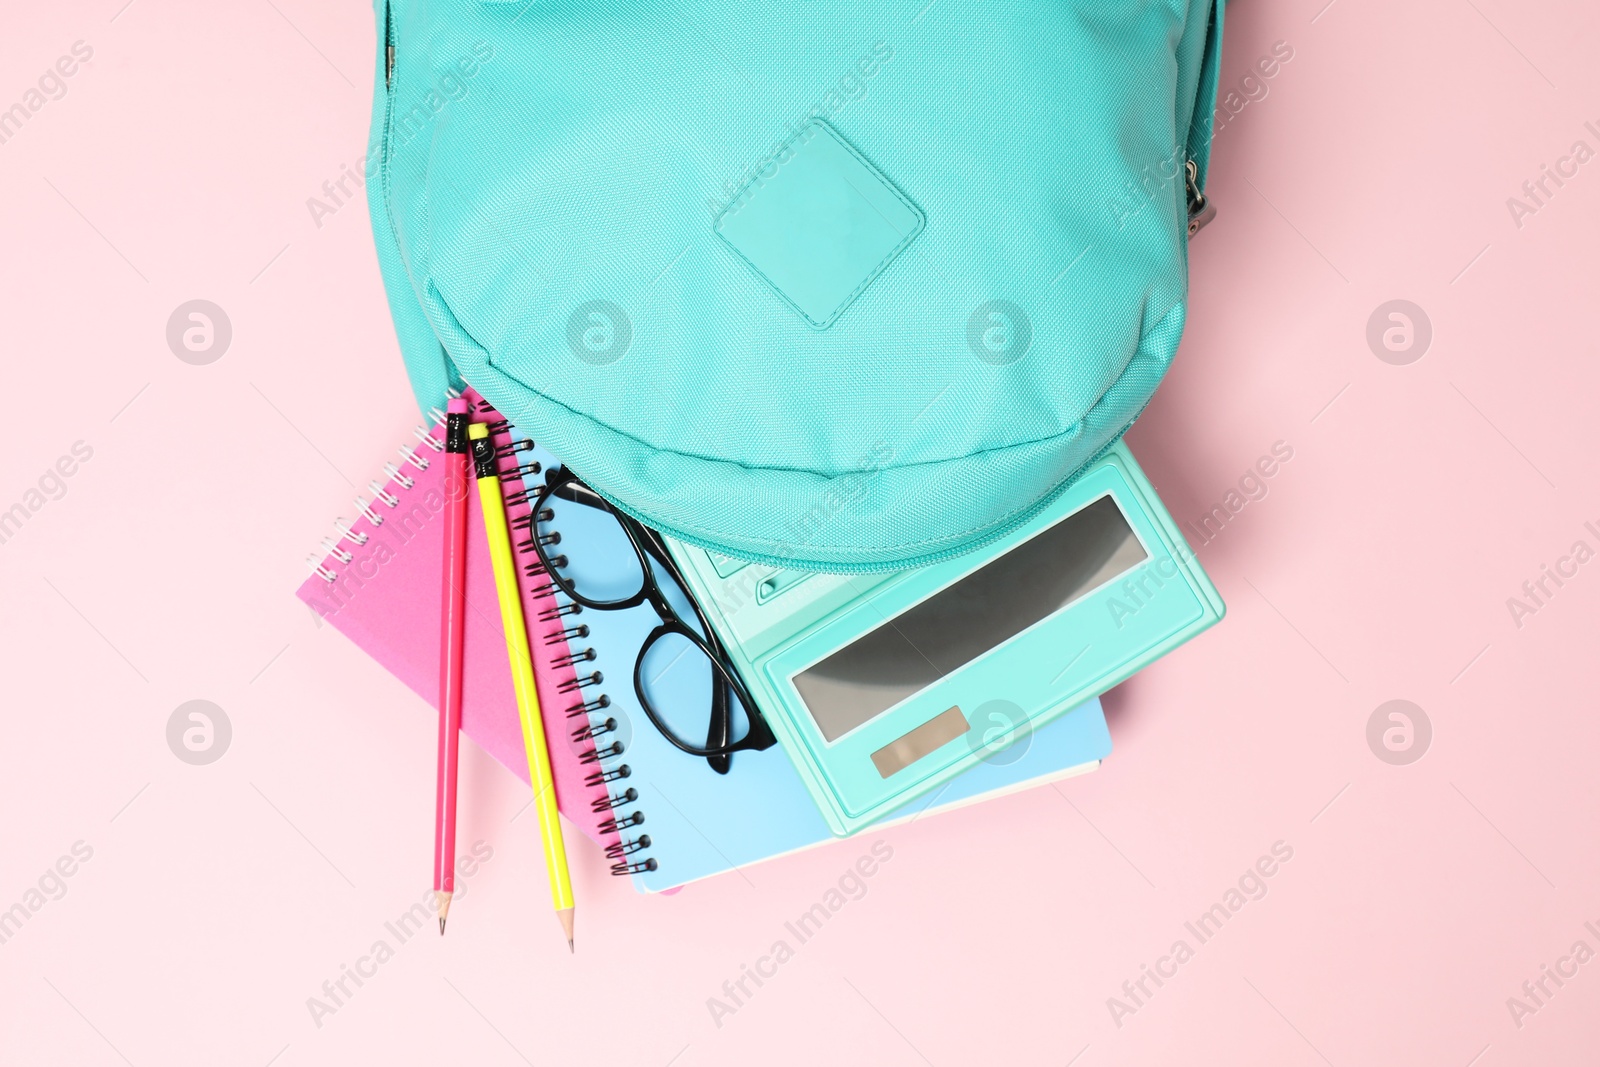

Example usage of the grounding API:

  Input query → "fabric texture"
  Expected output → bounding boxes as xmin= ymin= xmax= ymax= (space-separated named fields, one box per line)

xmin=367 ymin=0 xmax=1224 ymax=571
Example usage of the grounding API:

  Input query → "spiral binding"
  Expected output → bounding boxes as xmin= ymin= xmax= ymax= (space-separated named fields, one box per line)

xmin=551 ymin=647 xmax=596 ymax=670
xmin=572 ymin=716 xmax=618 ymax=742
xmin=303 ymin=402 xmax=448 ymax=584
xmin=597 ymin=810 xmax=643 ymax=835
xmin=546 ymin=623 xmax=589 ymax=644
xmin=592 ymin=786 xmax=637 ymax=813
xmin=558 ymin=670 xmax=605 ymax=694
xmin=468 ymin=396 xmax=657 ymax=878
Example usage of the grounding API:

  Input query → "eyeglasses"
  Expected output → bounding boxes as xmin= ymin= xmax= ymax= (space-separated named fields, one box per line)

xmin=528 ymin=465 xmax=777 ymax=774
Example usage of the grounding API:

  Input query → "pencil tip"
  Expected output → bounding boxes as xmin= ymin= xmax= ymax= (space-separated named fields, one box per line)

xmin=568 ymin=938 xmax=574 ymax=954
xmin=439 ymin=918 xmax=446 ymax=936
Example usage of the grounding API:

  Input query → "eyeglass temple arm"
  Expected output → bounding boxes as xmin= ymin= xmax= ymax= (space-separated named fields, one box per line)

xmin=547 ymin=478 xmax=610 ymax=511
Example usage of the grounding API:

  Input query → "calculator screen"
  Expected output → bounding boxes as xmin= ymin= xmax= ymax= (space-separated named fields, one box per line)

xmin=792 ymin=494 xmax=1147 ymax=742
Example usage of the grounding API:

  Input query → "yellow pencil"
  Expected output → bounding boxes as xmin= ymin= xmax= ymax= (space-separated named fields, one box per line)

xmin=468 ymin=422 xmax=576 ymax=952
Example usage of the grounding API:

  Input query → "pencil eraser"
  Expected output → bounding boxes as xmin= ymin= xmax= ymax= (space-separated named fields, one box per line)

xmin=467 ymin=422 xmax=490 ymax=440
xmin=447 ymin=397 xmax=470 ymax=415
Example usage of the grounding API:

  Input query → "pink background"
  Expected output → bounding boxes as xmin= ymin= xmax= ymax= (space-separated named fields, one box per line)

xmin=3 ymin=2 xmax=1598 ymax=1064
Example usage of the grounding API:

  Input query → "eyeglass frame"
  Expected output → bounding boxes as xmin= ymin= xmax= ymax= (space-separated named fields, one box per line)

xmin=528 ymin=465 xmax=777 ymax=772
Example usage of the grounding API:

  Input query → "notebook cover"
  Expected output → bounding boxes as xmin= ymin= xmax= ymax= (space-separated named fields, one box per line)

xmin=296 ymin=396 xmax=611 ymax=846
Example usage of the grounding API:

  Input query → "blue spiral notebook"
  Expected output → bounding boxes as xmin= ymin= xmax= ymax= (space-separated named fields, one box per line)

xmin=520 ymin=433 xmax=1114 ymax=893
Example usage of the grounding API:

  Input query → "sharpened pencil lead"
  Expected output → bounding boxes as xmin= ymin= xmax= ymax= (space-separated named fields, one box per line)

xmin=568 ymin=938 xmax=575 ymax=954
xmin=439 ymin=918 xmax=446 ymax=935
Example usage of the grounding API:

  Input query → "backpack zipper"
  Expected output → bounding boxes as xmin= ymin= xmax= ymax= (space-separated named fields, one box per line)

xmin=383 ymin=2 xmax=395 ymax=86
xmin=564 ymin=414 xmax=1147 ymax=575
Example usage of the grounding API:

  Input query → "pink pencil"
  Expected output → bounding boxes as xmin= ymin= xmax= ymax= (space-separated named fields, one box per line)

xmin=435 ymin=397 xmax=471 ymax=933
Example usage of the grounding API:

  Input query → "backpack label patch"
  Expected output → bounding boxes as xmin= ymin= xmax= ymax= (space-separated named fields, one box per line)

xmin=713 ymin=121 xmax=923 ymax=330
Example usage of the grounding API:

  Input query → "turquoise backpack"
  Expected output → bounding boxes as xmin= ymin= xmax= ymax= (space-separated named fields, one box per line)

xmin=368 ymin=0 xmax=1224 ymax=572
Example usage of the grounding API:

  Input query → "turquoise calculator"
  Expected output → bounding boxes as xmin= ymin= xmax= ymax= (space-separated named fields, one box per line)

xmin=663 ymin=442 xmax=1225 ymax=835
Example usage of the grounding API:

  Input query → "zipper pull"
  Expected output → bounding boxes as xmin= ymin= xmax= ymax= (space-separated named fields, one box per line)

xmin=384 ymin=3 xmax=395 ymax=87
xmin=1185 ymin=158 xmax=1215 ymax=237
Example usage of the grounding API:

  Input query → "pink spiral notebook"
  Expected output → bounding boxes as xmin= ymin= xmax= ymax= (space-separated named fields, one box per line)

xmin=297 ymin=391 xmax=617 ymax=849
